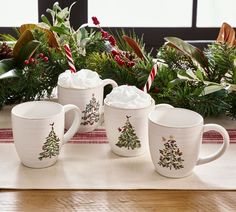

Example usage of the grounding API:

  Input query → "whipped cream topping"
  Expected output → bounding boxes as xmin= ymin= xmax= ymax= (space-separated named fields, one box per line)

xmin=58 ymin=69 xmax=103 ymax=89
xmin=105 ymin=85 xmax=153 ymax=109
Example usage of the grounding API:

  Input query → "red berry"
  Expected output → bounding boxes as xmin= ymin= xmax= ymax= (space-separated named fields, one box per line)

xmin=92 ymin=16 xmax=100 ymax=25
xmin=154 ymin=87 xmax=159 ymax=93
xmin=29 ymin=58 xmax=35 ymax=64
xmin=111 ymin=50 xmax=119 ymax=57
xmin=101 ymin=30 xmax=109 ymax=39
xmin=43 ymin=56 xmax=49 ymax=62
xmin=127 ymin=61 xmax=135 ymax=67
xmin=114 ymin=55 xmax=125 ymax=66
xmin=38 ymin=53 xmax=44 ymax=58
xmin=108 ymin=35 xmax=116 ymax=46
xmin=24 ymin=60 xmax=29 ymax=65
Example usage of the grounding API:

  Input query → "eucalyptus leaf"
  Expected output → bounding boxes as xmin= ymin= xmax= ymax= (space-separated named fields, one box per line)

xmin=78 ymin=23 xmax=89 ymax=30
xmin=0 ymin=58 xmax=15 ymax=75
xmin=169 ymin=78 xmax=185 ymax=87
xmin=80 ymin=27 xmax=89 ymax=40
xmin=201 ymin=85 xmax=223 ymax=96
xmin=57 ymin=8 xmax=69 ymax=20
xmin=0 ymin=69 xmax=18 ymax=80
xmin=56 ymin=15 xmax=64 ymax=24
xmin=50 ymin=26 xmax=70 ymax=35
xmin=196 ymin=69 xmax=204 ymax=81
xmin=68 ymin=2 xmax=76 ymax=14
xmin=75 ymin=31 xmax=82 ymax=43
xmin=177 ymin=70 xmax=193 ymax=80
xmin=186 ymin=69 xmax=198 ymax=80
xmin=229 ymin=84 xmax=236 ymax=92
xmin=80 ymin=38 xmax=90 ymax=47
xmin=0 ymin=34 xmax=17 ymax=41
xmin=203 ymin=80 xmax=220 ymax=86
xmin=41 ymin=15 xmax=51 ymax=26
xmin=53 ymin=2 xmax=60 ymax=11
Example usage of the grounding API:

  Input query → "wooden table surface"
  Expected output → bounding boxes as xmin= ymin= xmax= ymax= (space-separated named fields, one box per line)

xmin=0 ymin=190 xmax=236 ymax=211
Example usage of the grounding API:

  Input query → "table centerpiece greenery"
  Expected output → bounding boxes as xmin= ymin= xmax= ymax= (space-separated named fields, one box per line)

xmin=0 ymin=2 xmax=235 ymax=118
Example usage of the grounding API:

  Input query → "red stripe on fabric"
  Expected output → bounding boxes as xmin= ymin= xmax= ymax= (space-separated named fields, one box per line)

xmin=0 ymin=129 xmax=235 ymax=144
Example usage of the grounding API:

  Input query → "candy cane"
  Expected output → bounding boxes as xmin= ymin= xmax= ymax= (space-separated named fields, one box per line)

xmin=143 ymin=63 xmax=158 ymax=93
xmin=64 ymin=44 xmax=76 ymax=73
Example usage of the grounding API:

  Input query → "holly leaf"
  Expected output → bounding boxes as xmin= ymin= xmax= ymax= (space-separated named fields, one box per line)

xmin=164 ymin=37 xmax=209 ymax=72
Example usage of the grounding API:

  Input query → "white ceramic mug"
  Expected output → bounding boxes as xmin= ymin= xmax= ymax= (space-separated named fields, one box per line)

xmin=104 ymin=98 xmax=155 ymax=157
xmin=12 ymin=101 xmax=81 ymax=168
xmin=58 ymin=79 xmax=117 ymax=133
xmin=148 ymin=104 xmax=230 ymax=178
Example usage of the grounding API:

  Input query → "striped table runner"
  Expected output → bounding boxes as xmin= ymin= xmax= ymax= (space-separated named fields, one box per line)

xmin=0 ymin=128 xmax=235 ymax=144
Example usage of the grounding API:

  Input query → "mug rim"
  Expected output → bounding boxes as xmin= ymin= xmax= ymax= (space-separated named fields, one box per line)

xmin=11 ymin=101 xmax=63 ymax=120
xmin=104 ymin=98 xmax=155 ymax=111
xmin=148 ymin=107 xmax=204 ymax=128
xmin=57 ymin=81 xmax=104 ymax=91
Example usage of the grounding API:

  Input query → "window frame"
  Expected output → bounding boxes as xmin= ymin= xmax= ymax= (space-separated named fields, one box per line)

xmin=0 ymin=0 xmax=221 ymax=50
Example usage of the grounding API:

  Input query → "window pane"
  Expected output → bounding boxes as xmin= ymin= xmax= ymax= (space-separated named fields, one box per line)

xmin=88 ymin=0 xmax=193 ymax=27
xmin=197 ymin=0 xmax=236 ymax=27
xmin=0 ymin=0 xmax=38 ymax=27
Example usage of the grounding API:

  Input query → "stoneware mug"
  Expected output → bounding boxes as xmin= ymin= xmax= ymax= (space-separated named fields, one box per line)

xmin=148 ymin=104 xmax=230 ymax=178
xmin=58 ymin=79 xmax=118 ymax=133
xmin=104 ymin=98 xmax=155 ymax=157
xmin=12 ymin=101 xmax=81 ymax=168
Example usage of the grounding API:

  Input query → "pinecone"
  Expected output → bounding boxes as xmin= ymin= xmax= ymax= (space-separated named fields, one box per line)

xmin=0 ymin=42 xmax=13 ymax=59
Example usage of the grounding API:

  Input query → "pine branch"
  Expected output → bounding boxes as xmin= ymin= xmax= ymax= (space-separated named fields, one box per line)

xmin=204 ymin=43 xmax=236 ymax=82
xmin=226 ymin=92 xmax=236 ymax=119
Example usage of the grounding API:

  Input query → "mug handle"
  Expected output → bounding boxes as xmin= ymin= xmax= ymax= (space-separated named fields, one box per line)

xmin=197 ymin=124 xmax=230 ymax=165
xmin=102 ymin=79 xmax=118 ymax=88
xmin=63 ymin=104 xmax=82 ymax=144
xmin=99 ymin=79 xmax=118 ymax=125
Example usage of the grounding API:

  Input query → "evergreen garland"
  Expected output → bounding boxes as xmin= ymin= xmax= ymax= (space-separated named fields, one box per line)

xmin=0 ymin=2 xmax=235 ymax=119
xmin=152 ymin=42 xmax=235 ymax=117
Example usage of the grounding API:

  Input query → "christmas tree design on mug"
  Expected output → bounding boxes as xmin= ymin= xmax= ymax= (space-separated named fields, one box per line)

xmin=116 ymin=115 xmax=141 ymax=150
xmin=38 ymin=123 xmax=60 ymax=160
xmin=158 ymin=136 xmax=184 ymax=170
xmin=81 ymin=94 xmax=100 ymax=126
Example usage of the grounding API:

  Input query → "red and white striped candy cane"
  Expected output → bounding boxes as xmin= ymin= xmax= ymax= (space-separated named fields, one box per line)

xmin=64 ymin=44 xmax=76 ymax=73
xmin=143 ymin=63 xmax=158 ymax=93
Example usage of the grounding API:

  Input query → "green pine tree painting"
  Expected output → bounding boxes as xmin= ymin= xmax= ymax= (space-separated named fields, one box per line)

xmin=158 ymin=136 xmax=184 ymax=170
xmin=116 ymin=115 xmax=141 ymax=150
xmin=38 ymin=123 xmax=60 ymax=160
xmin=81 ymin=94 xmax=100 ymax=125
